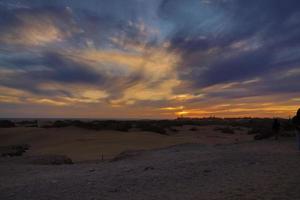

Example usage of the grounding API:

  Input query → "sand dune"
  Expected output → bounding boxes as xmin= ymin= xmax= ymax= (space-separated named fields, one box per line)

xmin=0 ymin=125 xmax=251 ymax=161
xmin=0 ymin=137 xmax=299 ymax=200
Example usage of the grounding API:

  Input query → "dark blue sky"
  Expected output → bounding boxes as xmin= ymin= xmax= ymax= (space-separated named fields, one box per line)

xmin=0 ymin=0 xmax=299 ymax=118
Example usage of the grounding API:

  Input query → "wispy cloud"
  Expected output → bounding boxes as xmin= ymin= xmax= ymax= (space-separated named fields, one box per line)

xmin=0 ymin=0 xmax=300 ymax=118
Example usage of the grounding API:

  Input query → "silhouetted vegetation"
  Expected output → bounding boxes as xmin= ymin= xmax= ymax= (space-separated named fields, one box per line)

xmin=253 ymin=127 xmax=274 ymax=140
xmin=168 ymin=127 xmax=178 ymax=132
xmin=29 ymin=155 xmax=73 ymax=165
xmin=43 ymin=120 xmax=133 ymax=132
xmin=282 ymin=119 xmax=294 ymax=131
xmin=247 ymin=128 xmax=260 ymax=135
xmin=292 ymin=108 xmax=300 ymax=129
xmin=135 ymin=122 xmax=167 ymax=135
xmin=0 ymin=120 xmax=15 ymax=128
xmin=16 ymin=120 xmax=38 ymax=127
xmin=0 ymin=144 xmax=30 ymax=157
xmin=51 ymin=120 xmax=70 ymax=128
xmin=3 ymin=117 xmax=297 ymax=139
xmin=215 ymin=126 xmax=235 ymax=134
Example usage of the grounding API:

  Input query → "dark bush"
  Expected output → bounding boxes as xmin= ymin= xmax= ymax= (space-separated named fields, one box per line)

xmin=189 ymin=127 xmax=198 ymax=131
xmin=282 ymin=120 xmax=295 ymax=131
xmin=254 ymin=132 xmax=272 ymax=140
xmin=51 ymin=120 xmax=70 ymax=128
xmin=136 ymin=122 xmax=167 ymax=135
xmin=1 ymin=144 xmax=30 ymax=157
xmin=113 ymin=122 xmax=132 ymax=132
xmin=0 ymin=120 xmax=15 ymax=128
xmin=29 ymin=155 xmax=73 ymax=165
xmin=247 ymin=128 xmax=260 ymax=135
xmin=215 ymin=127 xmax=235 ymax=134
xmin=253 ymin=127 xmax=274 ymax=140
xmin=17 ymin=120 xmax=38 ymax=127
xmin=168 ymin=128 xmax=178 ymax=132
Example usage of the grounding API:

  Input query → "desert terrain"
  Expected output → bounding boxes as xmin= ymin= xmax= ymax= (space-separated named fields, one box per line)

xmin=0 ymin=120 xmax=299 ymax=200
xmin=0 ymin=125 xmax=251 ymax=162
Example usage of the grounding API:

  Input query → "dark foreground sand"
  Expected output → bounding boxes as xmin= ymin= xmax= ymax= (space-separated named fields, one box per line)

xmin=0 ymin=126 xmax=251 ymax=161
xmin=1 ymin=137 xmax=300 ymax=200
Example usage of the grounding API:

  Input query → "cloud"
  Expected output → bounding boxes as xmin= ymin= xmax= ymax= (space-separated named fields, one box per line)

xmin=161 ymin=0 xmax=300 ymax=96
xmin=68 ymin=42 xmax=181 ymax=105
xmin=0 ymin=5 xmax=80 ymax=47
xmin=0 ymin=0 xmax=300 ymax=118
xmin=0 ymin=52 xmax=104 ymax=95
xmin=0 ymin=37 xmax=182 ymax=108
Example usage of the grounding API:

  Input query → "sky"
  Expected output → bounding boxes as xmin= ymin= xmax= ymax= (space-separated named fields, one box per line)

xmin=0 ymin=0 xmax=300 ymax=119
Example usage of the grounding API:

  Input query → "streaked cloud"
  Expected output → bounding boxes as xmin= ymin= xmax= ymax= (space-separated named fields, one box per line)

xmin=0 ymin=6 xmax=80 ymax=47
xmin=0 ymin=0 xmax=300 ymax=118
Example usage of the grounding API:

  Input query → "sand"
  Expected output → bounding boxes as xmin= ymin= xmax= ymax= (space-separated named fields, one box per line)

xmin=0 ymin=125 xmax=251 ymax=161
xmin=1 ymin=126 xmax=299 ymax=200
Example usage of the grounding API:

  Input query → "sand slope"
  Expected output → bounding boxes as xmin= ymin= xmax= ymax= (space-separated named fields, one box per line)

xmin=0 ymin=138 xmax=300 ymax=200
xmin=0 ymin=126 xmax=251 ymax=161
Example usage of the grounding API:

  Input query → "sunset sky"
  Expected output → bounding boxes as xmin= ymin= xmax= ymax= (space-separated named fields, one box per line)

xmin=0 ymin=0 xmax=300 ymax=118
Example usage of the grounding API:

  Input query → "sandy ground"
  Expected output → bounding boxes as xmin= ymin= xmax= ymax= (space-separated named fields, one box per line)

xmin=0 ymin=138 xmax=300 ymax=200
xmin=0 ymin=126 xmax=251 ymax=161
xmin=1 ymin=126 xmax=299 ymax=200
